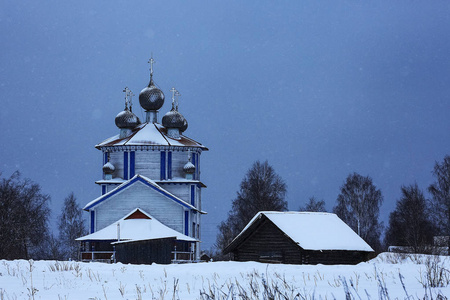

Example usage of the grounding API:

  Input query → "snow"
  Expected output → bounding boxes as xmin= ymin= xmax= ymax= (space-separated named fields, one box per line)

xmin=1 ymin=253 xmax=449 ymax=299
xmin=95 ymin=123 xmax=207 ymax=149
xmin=76 ymin=208 xmax=196 ymax=242
xmin=235 ymin=211 xmax=374 ymax=252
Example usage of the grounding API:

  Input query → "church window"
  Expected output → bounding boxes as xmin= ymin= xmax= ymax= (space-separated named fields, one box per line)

xmin=190 ymin=185 xmax=195 ymax=206
xmin=90 ymin=211 xmax=95 ymax=233
xmin=130 ymin=151 xmax=135 ymax=177
xmin=160 ymin=151 xmax=166 ymax=180
xmin=124 ymin=152 xmax=129 ymax=180
xmin=167 ymin=151 xmax=172 ymax=179
xmin=184 ymin=211 xmax=189 ymax=236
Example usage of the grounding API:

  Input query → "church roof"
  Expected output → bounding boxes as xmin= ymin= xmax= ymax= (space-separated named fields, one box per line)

xmin=96 ymin=123 xmax=208 ymax=150
xmin=84 ymin=174 xmax=203 ymax=212
xmin=225 ymin=211 xmax=374 ymax=253
xmin=76 ymin=208 xmax=197 ymax=243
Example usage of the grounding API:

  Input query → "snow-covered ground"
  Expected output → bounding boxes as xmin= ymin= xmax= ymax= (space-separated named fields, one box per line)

xmin=0 ymin=253 xmax=449 ymax=299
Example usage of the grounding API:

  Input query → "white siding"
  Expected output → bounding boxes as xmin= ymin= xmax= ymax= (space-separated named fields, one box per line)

xmin=161 ymin=184 xmax=191 ymax=204
xmin=134 ymin=150 xmax=161 ymax=179
xmin=109 ymin=152 xmax=124 ymax=179
xmin=94 ymin=181 xmax=184 ymax=233
xmin=171 ymin=151 xmax=189 ymax=179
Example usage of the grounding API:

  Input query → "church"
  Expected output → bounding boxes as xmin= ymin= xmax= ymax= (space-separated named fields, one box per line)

xmin=76 ymin=58 xmax=208 ymax=264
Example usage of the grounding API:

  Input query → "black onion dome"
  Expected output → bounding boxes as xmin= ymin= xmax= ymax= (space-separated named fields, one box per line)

xmin=180 ymin=118 xmax=188 ymax=132
xmin=139 ymin=78 xmax=165 ymax=111
xmin=183 ymin=161 xmax=196 ymax=174
xmin=115 ymin=109 xmax=140 ymax=129
xmin=162 ymin=109 xmax=186 ymax=129
xmin=102 ymin=162 xmax=115 ymax=174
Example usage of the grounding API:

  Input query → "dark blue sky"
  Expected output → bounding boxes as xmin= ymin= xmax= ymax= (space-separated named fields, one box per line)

xmin=1 ymin=1 xmax=450 ymax=249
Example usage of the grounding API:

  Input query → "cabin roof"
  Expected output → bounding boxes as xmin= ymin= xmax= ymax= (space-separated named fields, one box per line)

xmin=84 ymin=174 xmax=202 ymax=212
xmin=225 ymin=211 xmax=374 ymax=253
xmin=76 ymin=208 xmax=197 ymax=243
xmin=95 ymin=123 xmax=208 ymax=150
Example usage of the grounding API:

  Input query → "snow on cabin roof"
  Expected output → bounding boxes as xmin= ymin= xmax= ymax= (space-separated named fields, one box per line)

xmin=76 ymin=208 xmax=197 ymax=243
xmin=230 ymin=211 xmax=374 ymax=252
xmin=95 ymin=123 xmax=208 ymax=150
xmin=84 ymin=174 xmax=201 ymax=212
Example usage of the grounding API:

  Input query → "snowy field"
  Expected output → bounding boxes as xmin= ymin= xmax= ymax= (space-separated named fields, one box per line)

xmin=0 ymin=253 xmax=449 ymax=299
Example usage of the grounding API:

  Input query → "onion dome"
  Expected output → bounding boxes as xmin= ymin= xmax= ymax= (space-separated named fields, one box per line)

xmin=139 ymin=57 xmax=165 ymax=111
xmin=180 ymin=118 xmax=188 ymax=133
xmin=139 ymin=77 xmax=165 ymax=111
xmin=102 ymin=162 xmax=115 ymax=174
xmin=162 ymin=108 xmax=186 ymax=129
xmin=115 ymin=109 xmax=140 ymax=129
xmin=183 ymin=161 xmax=196 ymax=174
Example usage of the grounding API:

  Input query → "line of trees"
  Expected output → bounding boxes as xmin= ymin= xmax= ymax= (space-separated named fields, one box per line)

xmin=0 ymin=171 xmax=87 ymax=260
xmin=215 ymin=155 xmax=450 ymax=256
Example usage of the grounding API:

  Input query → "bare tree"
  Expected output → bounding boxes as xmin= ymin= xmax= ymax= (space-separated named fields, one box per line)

xmin=58 ymin=192 xmax=87 ymax=260
xmin=429 ymin=155 xmax=450 ymax=236
xmin=0 ymin=171 xmax=50 ymax=259
xmin=215 ymin=160 xmax=287 ymax=257
xmin=300 ymin=197 xmax=327 ymax=212
xmin=333 ymin=172 xmax=383 ymax=251
xmin=384 ymin=184 xmax=437 ymax=253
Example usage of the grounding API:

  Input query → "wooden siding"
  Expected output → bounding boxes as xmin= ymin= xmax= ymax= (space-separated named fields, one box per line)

xmin=160 ymin=184 xmax=191 ymax=204
xmin=115 ymin=238 xmax=175 ymax=264
xmin=109 ymin=152 xmax=124 ymax=179
xmin=232 ymin=219 xmax=303 ymax=264
xmin=95 ymin=181 xmax=184 ymax=233
xmin=134 ymin=150 xmax=161 ymax=179
xmin=230 ymin=217 xmax=370 ymax=265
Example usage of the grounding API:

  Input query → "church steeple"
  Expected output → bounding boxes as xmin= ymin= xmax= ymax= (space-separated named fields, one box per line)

xmin=139 ymin=56 xmax=165 ymax=123
xmin=162 ymin=87 xmax=188 ymax=139
xmin=115 ymin=87 xmax=140 ymax=138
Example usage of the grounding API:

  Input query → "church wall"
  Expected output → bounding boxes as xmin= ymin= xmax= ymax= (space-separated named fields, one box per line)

xmin=171 ymin=151 xmax=190 ymax=179
xmin=94 ymin=181 xmax=185 ymax=233
xmin=134 ymin=150 xmax=161 ymax=179
xmin=159 ymin=184 xmax=191 ymax=204
xmin=109 ymin=152 xmax=124 ymax=179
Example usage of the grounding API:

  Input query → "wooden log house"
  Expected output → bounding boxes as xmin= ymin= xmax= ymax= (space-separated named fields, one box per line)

xmin=224 ymin=211 xmax=374 ymax=265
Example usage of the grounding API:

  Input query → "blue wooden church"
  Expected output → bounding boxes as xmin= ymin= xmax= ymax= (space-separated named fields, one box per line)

xmin=77 ymin=58 xmax=208 ymax=264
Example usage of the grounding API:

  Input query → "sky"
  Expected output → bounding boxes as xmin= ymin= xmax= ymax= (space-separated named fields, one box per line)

xmin=1 ymin=1 xmax=450 ymax=250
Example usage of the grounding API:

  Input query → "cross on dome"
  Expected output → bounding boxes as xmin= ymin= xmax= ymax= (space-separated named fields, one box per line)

xmin=170 ymin=87 xmax=177 ymax=109
xmin=148 ymin=56 xmax=155 ymax=78
xmin=122 ymin=87 xmax=134 ymax=111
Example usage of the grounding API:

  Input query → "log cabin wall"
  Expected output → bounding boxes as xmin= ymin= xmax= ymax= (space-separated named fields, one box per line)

xmin=231 ymin=217 xmax=302 ymax=264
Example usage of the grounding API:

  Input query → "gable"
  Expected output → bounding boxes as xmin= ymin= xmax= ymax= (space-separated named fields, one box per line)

xmin=93 ymin=180 xmax=186 ymax=232
xmin=124 ymin=209 xmax=151 ymax=220
xmin=84 ymin=175 xmax=197 ymax=211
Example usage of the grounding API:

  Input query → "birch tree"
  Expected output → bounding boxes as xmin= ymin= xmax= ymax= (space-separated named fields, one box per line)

xmin=333 ymin=172 xmax=383 ymax=251
xmin=58 ymin=193 xmax=87 ymax=260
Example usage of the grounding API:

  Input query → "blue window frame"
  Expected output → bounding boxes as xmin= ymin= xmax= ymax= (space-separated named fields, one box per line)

xmin=185 ymin=211 xmax=189 ymax=236
xmin=101 ymin=185 xmax=106 ymax=195
xmin=167 ymin=152 xmax=172 ymax=179
xmin=90 ymin=211 xmax=95 ymax=233
xmin=191 ymin=185 xmax=195 ymax=206
xmin=130 ymin=151 xmax=135 ymax=177
xmin=124 ymin=152 xmax=129 ymax=180
xmin=160 ymin=151 xmax=166 ymax=180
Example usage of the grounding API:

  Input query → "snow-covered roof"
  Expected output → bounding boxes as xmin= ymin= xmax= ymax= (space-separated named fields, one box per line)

xmin=228 ymin=211 xmax=374 ymax=252
xmin=84 ymin=174 xmax=201 ymax=212
xmin=76 ymin=208 xmax=197 ymax=243
xmin=96 ymin=123 xmax=208 ymax=150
